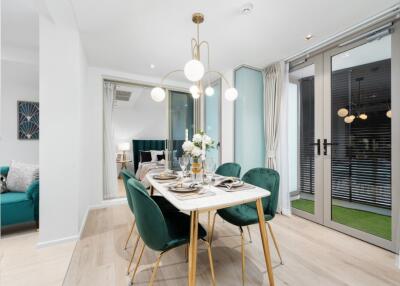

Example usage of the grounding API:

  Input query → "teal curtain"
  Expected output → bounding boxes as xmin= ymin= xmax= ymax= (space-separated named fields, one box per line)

xmin=205 ymin=79 xmax=221 ymax=164
xmin=234 ymin=67 xmax=265 ymax=174
xmin=169 ymin=91 xmax=194 ymax=170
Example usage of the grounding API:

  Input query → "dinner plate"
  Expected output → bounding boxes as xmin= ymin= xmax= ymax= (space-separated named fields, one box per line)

xmin=168 ymin=186 xmax=201 ymax=193
xmin=153 ymin=174 xmax=178 ymax=180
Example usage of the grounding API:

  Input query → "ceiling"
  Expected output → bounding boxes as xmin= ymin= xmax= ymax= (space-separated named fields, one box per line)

xmin=114 ymin=84 xmax=152 ymax=108
xmin=2 ymin=0 xmax=399 ymax=80
xmin=70 ymin=0 xmax=400 ymax=80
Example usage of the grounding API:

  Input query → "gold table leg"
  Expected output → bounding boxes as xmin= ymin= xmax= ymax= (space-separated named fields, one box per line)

xmin=256 ymin=199 xmax=275 ymax=286
xmin=188 ymin=210 xmax=199 ymax=286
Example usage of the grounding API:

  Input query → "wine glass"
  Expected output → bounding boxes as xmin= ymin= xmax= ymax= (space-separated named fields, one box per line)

xmin=205 ymin=157 xmax=216 ymax=185
xmin=179 ymin=156 xmax=189 ymax=178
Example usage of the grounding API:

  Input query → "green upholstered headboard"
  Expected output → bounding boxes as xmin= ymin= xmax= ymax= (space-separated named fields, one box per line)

xmin=132 ymin=140 xmax=166 ymax=172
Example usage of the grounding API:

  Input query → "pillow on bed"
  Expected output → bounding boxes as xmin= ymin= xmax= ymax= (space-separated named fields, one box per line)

xmin=140 ymin=151 xmax=152 ymax=163
xmin=150 ymin=150 xmax=164 ymax=162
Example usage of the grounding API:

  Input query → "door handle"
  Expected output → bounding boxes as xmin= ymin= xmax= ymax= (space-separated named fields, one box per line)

xmin=323 ymin=139 xmax=338 ymax=155
xmin=310 ymin=139 xmax=321 ymax=155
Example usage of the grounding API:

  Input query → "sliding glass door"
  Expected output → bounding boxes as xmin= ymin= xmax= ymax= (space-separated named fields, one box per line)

xmin=289 ymin=55 xmax=324 ymax=224
xmin=290 ymin=27 xmax=398 ymax=251
xmin=168 ymin=90 xmax=194 ymax=170
xmin=324 ymin=34 xmax=394 ymax=249
xmin=204 ymin=79 xmax=221 ymax=164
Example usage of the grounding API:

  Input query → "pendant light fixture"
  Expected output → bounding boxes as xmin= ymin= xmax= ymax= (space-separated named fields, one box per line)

xmin=151 ymin=13 xmax=238 ymax=102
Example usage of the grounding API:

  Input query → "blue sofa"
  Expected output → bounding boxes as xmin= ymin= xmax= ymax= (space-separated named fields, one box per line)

xmin=0 ymin=166 xmax=39 ymax=228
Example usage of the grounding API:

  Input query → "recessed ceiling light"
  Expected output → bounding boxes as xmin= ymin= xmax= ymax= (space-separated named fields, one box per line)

xmin=305 ymin=34 xmax=313 ymax=40
xmin=241 ymin=3 xmax=254 ymax=15
xmin=150 ymin=64 xmax=155 ymax=69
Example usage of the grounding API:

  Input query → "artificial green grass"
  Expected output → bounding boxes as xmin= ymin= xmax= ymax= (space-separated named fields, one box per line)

xmin=292 ymin=199 xmax=391 ymax=240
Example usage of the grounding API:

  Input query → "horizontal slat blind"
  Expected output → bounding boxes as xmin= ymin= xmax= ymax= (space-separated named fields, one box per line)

xmin=331 ymin=59 xmax=391 ymax=209
xmin=299 ymin=77 xmax=315 ymax=195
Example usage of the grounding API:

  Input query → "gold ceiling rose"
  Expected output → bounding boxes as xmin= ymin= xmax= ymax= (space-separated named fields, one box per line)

xmin=151 ymin=13 xmax=238 ymax=102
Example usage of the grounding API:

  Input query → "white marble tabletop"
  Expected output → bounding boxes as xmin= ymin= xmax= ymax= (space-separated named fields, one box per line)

xmin=146 ymin=173 xmax=271 ymax=212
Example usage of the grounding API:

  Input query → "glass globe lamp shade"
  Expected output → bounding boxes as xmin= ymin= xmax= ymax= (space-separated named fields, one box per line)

xmin=205 ymin=86 xmax=215 ymax=96
xmin=184 ymin=59 xmax=205 ymax=82
xmin=190 ymin=85 xmax=201 ymax=99
xmin=191 ymin=91 xmax=200 ymax=99
xmin=358 ymin=113 xmax=368 ymax=120
xmin=344 ymin=115 xmax=355 ymax=124
xmin=189 ymin=85 xmax=199 ymax=95
xmin=386 ymin=109 xmax=392 ymax=118
xmin=151 ymin=87 xmax=166 ymax=102
xmin=337 ymin=108 xmax=349 ymax=118
xmin=225 ymin=87 xmax=238 ymax=101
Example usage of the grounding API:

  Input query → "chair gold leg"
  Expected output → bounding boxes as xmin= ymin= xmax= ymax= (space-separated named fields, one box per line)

xmin=207 ymin=211 xmax=211 ymax=242
xmin=149 ymin=252 xmax=164 ymax=286
xmin=246 ymin=226 xmax=252 ymax=243
xmin=185 ymin=244 xmax=189 ymax=262
xmin=127 ymin=235 xmax=141 ymax=275
xmin=266 ymin=222 xmax=283 ymax=265
xmin=240 ymin=227 xmax=246 ymax=286
xmin=204 ymin=241 xmax=216 ymax=286
xmin=130 ymin=243 xmax=145 ymax=285
xmin=124 ymin=219 xmax=136 ymax=250
xmin=255 ymin=199 xmax=275 ymax=286
xmin=209 ymin=211 xmax=218 ymax=245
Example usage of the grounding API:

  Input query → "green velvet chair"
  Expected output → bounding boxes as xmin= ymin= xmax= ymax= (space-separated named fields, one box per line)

xmin=120 ymin=169 xmax=179 ymax=274
xmin=215 ymin=162 xmax=241 ymax=178
xmin=0 ymin=166 xmax=39 ymax=228
xmin=126 ymin=178 xmax=216 ymax=286
xmin=210 ymin=167 xmax=282 ymax=285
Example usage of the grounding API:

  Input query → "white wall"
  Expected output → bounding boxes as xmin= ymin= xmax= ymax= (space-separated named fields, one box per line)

xmin=38 ymin=4 xmax=88 ymax=244
xmin=113 ymin=89 xmax=167 ymax=145
xmin=0 ymin=60 xmax=39 ymax=165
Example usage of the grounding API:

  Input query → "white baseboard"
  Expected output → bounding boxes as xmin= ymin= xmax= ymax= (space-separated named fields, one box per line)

xmin=37 ymin=234 xmax=79 ymax=248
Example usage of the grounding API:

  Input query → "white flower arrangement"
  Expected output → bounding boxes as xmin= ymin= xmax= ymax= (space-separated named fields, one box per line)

xmin=182 ymin=131 xmax=215 ymax=159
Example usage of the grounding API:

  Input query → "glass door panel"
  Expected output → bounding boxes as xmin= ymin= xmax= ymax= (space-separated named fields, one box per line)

xmin=205 ymin=79 xmax=221 ymax=165
xmin=289 ymin=56 xmax=324 ymax=223
xmin=327 ymin=36 xmax=392 ymax=241
xmin=168 ymin=91 xmax=194 ymax=170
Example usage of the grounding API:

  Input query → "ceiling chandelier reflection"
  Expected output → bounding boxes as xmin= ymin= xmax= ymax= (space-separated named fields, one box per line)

xmin=151 ymin=13 xmax=238 ymax=102
xmin=336 ymin=76 xmax=392 ymax=123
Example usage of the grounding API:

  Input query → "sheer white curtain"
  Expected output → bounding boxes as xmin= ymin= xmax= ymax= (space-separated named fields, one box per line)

xmin=103 ymin=82 xmax=118 ymax=200
xmin=264 ymin=61 xmax=291 ymax=214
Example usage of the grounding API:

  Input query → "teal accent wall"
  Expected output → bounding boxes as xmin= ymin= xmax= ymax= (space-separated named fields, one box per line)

xmin=205 ymin=79 xmax=221 ymax=164
xmin=234 ymin=67 xmax=265 ymax=174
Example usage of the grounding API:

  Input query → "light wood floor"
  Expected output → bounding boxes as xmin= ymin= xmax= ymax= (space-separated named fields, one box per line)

xmin=63 ymin=204 xmax=400 ymax=286
xmin=0 ymin=230 xmax=76 ymax=286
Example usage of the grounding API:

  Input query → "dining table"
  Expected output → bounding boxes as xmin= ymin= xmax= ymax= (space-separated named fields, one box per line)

xmin=146 ymin=172 xmax=276 ymax=286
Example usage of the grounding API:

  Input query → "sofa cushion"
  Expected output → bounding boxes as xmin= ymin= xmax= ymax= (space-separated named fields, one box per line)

xmin=6 ymin=161 xmax=39 ymax=192
xmin=1 ymin=191 xmax=35 ymax=226
xmin=1 ymin=191 xmax=30 ymax=204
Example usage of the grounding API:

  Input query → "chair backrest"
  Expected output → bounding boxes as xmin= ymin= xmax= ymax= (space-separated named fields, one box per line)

xmin=127 ymin=178 xmax=168 ymax=251
xmin=121 ymin=169 xmax=136 ymax=213
xmin=241 ymin=168 xmax=280 ymax=217
xmin=215 ymin=162 xmax=241 ymax=178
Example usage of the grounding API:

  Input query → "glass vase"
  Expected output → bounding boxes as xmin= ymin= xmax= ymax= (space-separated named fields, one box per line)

xmin=191 ymin=157 xmax=202 ymax=182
